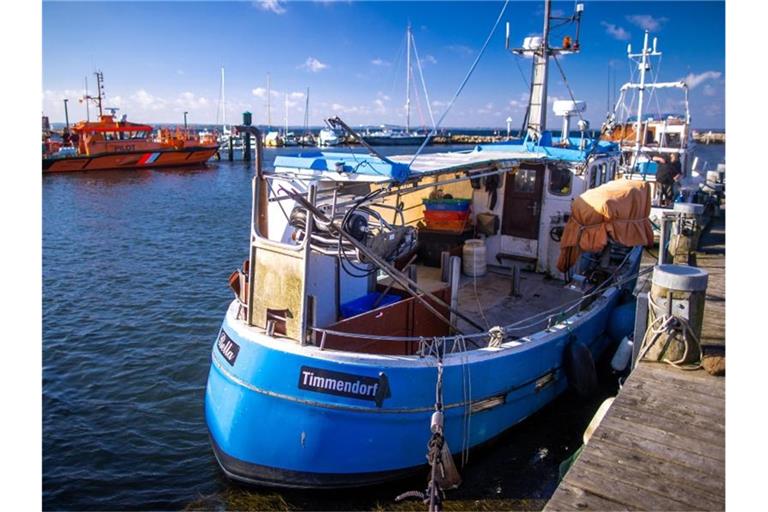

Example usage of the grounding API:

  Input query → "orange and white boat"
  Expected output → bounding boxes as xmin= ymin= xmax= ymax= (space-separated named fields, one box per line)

xmin=43 ymin=73 xmax=218 ymax=173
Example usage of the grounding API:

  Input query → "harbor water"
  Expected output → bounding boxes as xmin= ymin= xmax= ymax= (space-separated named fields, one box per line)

xmin=43 ymin=143 xmax=724 ymax=510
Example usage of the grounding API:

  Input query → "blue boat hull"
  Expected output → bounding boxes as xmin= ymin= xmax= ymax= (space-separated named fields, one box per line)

xmin=204 ymin=284 xmax=624 ymax=488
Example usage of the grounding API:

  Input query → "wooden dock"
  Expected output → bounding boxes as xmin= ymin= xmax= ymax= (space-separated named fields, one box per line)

xmin=545 ymin=215 xmax=725 ymax=511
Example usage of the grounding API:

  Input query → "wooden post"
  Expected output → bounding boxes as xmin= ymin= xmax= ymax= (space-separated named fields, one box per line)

xmin=228 ymin=137 xmax=234 ymax=161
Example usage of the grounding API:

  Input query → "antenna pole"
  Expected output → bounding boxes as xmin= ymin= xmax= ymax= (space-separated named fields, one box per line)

xmin=304 ymin=87 xmax=310 ymax=134
xmin=94 ymin=71 xmax=104 ymax=117
xmin=84 ymin=76 xmax=90 ymax=122
xmin=406 ymin=24 xmax=412 ymax=133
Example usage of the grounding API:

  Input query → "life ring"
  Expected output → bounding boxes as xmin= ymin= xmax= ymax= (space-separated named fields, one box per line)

xmin=564 ymin=338 xmax=598 ymax=398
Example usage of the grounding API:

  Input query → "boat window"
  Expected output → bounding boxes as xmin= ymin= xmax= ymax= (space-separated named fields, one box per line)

xmin=548 ymin=166 xmax=572 ymax=196
xmin=104 ymin=131 xmax=115 ymax=141
xmin=513 ymin=168 xmax=537 ymax=193
xmin=589 ymin=165 xmax=598 ymax=189
xmin=599 ymin=163 xmax=607 ymax=184
xmin=608 ymin=161 xmax=616 ymax=181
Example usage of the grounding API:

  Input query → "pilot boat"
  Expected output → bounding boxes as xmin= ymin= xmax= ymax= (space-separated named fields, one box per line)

xmin=205 ymin=0 xmax=651 ymax=491
xmin=42 ymin=72 xmax=218 ymax=173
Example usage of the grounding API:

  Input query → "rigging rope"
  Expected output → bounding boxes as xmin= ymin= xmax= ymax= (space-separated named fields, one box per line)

xmin=408 ymin=0 xmax=511 ymax=167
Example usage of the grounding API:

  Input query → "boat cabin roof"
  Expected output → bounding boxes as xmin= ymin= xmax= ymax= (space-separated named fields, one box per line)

xmin=270 ymin=136 xmax=618 ymax=184
xmin=72 ymin=115 xmax=153 ymax=133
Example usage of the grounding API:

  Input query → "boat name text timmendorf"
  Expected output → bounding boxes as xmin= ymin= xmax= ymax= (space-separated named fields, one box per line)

xmin=299 ymin=366 xmax=390 ymax=406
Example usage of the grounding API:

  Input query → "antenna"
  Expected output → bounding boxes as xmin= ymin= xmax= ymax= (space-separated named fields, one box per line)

xmin=84 ymin=75 xmax=90 ymax=121
xmin=94 ymin=70 xmax=104 ymax=117
xmin=505 ymin=22 xmax=510 ymax=49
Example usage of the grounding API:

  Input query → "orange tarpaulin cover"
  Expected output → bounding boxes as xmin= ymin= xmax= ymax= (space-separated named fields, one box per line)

xmin=557 ymin=180 xmax=654 ymax=272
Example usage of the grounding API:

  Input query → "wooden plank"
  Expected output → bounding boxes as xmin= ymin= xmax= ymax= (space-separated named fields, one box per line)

xmin=576 ymin=438 xmax=725 ymax=497
xmin=593 ymin=424 xmax=724 ymax=477
xmin=599 ymin=414 xmax=724 ymax=462
xmin=610 ymin=391 xmax=725 ymax=436
xmin=546 ymin=480 xmax=631 ymax=511
xmin=615 ymin=381 xmax=725 ymax=423
xmin=607 ymin=401 xmax=724 ymax=447
xmin=565 ymin=464 xmax=696 ymax=511
xmin=628 ymin=365 xmax=725 ymax=401
xmin=574 ymin=451 xmax=722 ymax=510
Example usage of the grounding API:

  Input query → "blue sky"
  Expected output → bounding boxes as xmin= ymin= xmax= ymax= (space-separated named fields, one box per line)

xmin=42 ymin=1 xmax=725 ymax=129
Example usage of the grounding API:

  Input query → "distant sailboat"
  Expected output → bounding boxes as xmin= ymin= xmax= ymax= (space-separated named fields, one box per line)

xmin=299 ymin=87 xmax=315 ymax=146
xmin=362 ymin=24 xmax=432 ymax=146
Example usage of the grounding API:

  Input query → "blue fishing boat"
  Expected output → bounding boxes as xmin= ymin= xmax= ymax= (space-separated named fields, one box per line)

xmin=205 ymin=0 xmax=652 ymax=493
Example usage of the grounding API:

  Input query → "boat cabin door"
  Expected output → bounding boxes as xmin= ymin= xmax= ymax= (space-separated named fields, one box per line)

xmin=502 ymin=163 xmax=544 ymax=239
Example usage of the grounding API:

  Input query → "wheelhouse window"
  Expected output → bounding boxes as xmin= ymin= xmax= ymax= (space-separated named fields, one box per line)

xmin=548 ymin=166 xmax=572 ymax=196
xmin=513 ymin=168 xmax=537 ymax=193
xmin=599 ymin=163 xmax=607 ymax=184
xmin=589 ymin=165 xmax=598 ymax=189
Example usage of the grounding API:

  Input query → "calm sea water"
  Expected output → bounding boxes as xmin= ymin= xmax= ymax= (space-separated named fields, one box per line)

xmin=42 ymin=143 xmax=725 ymax=511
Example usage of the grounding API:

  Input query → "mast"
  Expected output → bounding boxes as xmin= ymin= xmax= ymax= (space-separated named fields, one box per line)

xmin=221 ymin=65 xmax=227 ymax=131
xmin=284 ymin=92 xmax=288 ymax=135
xmin=628 ymin=30 xmax=661 ymax=168
xmin=303 ymin=87 xmax=310 ymax=135
xmin=405 ymin=24 xmax=411 ymax=133
xmin=94 ymin=70 xmax=104 ymax=117
xmin=267 ymin=72 xmax=272 ymax=131
xmin=507 ymin=0 xmax=584 ymax=142
xmin=84 ymin=75 xmax=90 ymax=122
xmin=526 ymin=0 xmax=551 ymax=139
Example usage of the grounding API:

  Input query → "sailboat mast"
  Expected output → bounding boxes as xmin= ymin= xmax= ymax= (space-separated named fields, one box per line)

xmin=221 ymin=65 xmax=226 ymax=131
xmin=267 ymin=72 xmax=272 ymax=131
xmin=284 ymin=93 xmax=288 ymax=135
xmin=405 ymin=24 xmax=411 ymax=133
xmin=303 ymin=87 xmax=310 ymax=134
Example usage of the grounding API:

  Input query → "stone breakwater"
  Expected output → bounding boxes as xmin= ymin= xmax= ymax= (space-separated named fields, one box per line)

xmin=692 ymin=130 xmax=725 ymax=144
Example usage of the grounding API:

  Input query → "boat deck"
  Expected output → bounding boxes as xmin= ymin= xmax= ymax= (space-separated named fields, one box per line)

xmin=394 ymin=264 xmax=583 ymax=339
xmin=544 ymin=214 xmax=725 ymax=511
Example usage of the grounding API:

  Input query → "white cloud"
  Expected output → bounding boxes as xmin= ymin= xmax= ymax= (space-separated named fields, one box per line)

xmin=371 ymin=58 xmax=391 ymax=66
xmin=601 ymin=21 xmax=631 ymax=41
xmin=253 ymin=0 xmax=286 ymax=15
xmin=130 ymin=89 xmax=166 ymax=110
xmin=252 ymin=87 xmax=267 ymax=98
xmin=446 ymin=44 xmax=474 ymax=57
xmin=422 ymin=54 xmax=438 ymax=65
xmin=175 ymin=92 xmax=209 ymax=110
xmin=681 ymin=71 xmax=722 ymax=89
xmin=299 ymin=57 xmax=329 ymax=72
xmin=703 ymin=84 xmax=717 ymax=97
xmin=373 ymin=98 xmax=386 ymax=114
xmin=289 ymin=91 xmax=306 ymax=100
xmin=626 ymin=15 xmax=668 ymax=32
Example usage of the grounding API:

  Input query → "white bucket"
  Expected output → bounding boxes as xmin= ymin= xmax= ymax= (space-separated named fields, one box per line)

xmin=462 ymin=239 xmax=487 ymax=277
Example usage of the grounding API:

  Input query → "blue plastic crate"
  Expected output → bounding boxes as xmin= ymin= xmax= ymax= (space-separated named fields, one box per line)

xmin=422 ymin=198 xmax=471 ymax=211
xmin=340 ymin=292 xmax=401 ymax=318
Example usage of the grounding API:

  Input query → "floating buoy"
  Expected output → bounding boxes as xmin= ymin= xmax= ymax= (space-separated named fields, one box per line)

xmin=564 ymin=339 xmax=598 ymax=398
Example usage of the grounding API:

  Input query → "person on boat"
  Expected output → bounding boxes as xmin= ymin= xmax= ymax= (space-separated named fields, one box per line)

xmin=653 ymin=153 xmax=682 ymax=206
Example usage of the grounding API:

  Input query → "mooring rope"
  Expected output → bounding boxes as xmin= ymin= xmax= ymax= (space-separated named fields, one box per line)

xmin=637 ymin=292 xmax=703 ymax=370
